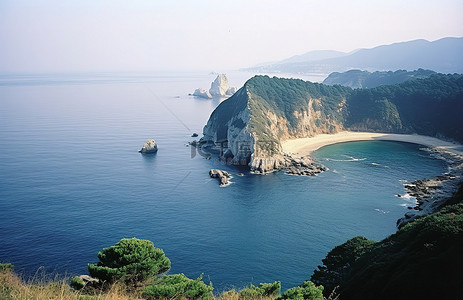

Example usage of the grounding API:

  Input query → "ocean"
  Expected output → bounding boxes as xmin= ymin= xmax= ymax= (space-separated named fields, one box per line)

xmin=0 ymin=71 xmax=448 ymax=292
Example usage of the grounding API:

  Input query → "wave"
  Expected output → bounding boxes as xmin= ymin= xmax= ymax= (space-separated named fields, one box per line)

xmin=369 ymin=162 xmax=391 ymax=169
xmin=374 ymin=208 xmax=389 ymax=214
xmin=325 ymin=155 xmax=367 ymax=162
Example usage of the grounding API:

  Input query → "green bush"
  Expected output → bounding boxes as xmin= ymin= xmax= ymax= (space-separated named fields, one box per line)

xmin=70 ymin=276 xmax=85 ymax=290
xmin=239 ymin=281 xmax=281 ymax=298
xmin=0 ymin=263 xmax=14 ymax=273
xmin=143 ymin=273 xmax=213 ymax=299
xmin=88 ymin=238 xmax=171 ymax=283
xmin=279 ymin=281 xmax=324 ymax=300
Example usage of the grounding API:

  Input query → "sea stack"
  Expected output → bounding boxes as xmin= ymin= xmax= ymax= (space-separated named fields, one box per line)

xmin=209 ymin=74 xmax=237 ymax=97
xmin=139 ymin=139 xmax=158 ymax=154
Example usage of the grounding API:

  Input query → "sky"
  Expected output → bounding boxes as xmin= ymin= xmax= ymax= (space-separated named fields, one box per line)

xmin=1 ymin=0 xmax=462 ymax=73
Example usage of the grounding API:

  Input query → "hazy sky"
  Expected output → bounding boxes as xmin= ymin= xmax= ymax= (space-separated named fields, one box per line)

xmin=1 ymin=0 xmax=462 ymax=73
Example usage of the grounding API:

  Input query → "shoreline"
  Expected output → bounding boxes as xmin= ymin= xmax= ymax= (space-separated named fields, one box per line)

xmin=281 ymin=131 xmax=463 ymax=227
xmin=281 ymin=131 xmax=463 ymax=157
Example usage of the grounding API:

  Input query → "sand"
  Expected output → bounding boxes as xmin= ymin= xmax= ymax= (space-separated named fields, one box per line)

xmin=281 ymin=131 xmax=463 ymax=157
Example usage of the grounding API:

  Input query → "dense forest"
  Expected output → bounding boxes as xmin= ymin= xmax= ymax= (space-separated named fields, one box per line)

xmin=346 ymin=73 xmax=463 ymax=141
xmin=323 ymin=69 xmax=436 ymax=88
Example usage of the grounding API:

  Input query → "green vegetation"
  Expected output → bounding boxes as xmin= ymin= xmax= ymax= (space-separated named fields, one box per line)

xmin=346 ymin=73 xmax=463 ymax=141
xmin=279 ymin=281 xmax=324 ymax=300
xmin=88 ymin=238 xmax=171 ymax=284
xmin=0 ymin=263 xmax=14 ymax=273
xmin=323 ymin=69 xmax=436 ymax=89
xmin=245 ymin=75 xmax=350 ymax=131
xmin=238 ymin=281 xmax=281 ymax=298
xmin=310 ymin=236 xmax=375 ymax=295
xmin=70 ymin=276 xmax=85 ymax=290
xmin=204 ymin=73 xmax=463 ymax=166
xmin=311 ymin=184 xmax=463 ymax=300
xmin=143 ymin=274 xmax=213 ymax=299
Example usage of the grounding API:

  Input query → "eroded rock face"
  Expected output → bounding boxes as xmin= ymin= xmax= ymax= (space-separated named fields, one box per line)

xmin=209 ymin=169 xmax=232 ymax=186
xmin=139 ymin=139 xmax=158 ymax=153
xmin=193 ymin=88 xmax=212 ymax=99
xmin=209 ymin=74 xmax=230 ymax=97
xmin=209 ymin=74 xmax=237 ymax=97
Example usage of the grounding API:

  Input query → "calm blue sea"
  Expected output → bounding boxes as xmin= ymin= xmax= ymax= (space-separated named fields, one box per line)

xmin=0 ymin=72 xmax=448 ymax=292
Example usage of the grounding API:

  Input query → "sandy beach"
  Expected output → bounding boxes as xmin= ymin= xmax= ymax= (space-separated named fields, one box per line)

xmin=282 ymin=131 xmax=463 ymax=156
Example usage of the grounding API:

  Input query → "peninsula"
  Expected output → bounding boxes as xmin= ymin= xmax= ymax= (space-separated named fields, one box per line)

xmin=202 ymin=73 xmax=463 ymax=173
xmin=201 ymin=73 xmax=463 ymax=224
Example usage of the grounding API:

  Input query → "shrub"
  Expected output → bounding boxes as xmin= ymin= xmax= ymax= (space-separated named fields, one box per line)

xmin=0 ymin=263 xmax=14 ymax=273
xmin=143 ymin=273 xmax=213 ymax=299
xmin=70 ymin=276 xmax=85 ymax=290
xmin=279 ymin=281 xmax=324 ymax=300
xmin=239 ymin=281 xmax=281 ymax=298
xmin=88 ymin=238 xmax=171 ymax=283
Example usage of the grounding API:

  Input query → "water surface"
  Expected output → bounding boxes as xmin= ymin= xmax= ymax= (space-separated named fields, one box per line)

xmin=0 ymin=72 xmax=448 ymax=291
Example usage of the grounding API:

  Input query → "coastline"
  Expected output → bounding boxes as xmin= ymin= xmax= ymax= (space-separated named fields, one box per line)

xmin=281 ymin=131 xmax=463 ymax=157
xmin=282 ymin=131 xmax=463 ymax=227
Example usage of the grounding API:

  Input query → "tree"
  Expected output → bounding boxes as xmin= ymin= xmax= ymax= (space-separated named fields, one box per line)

xmin=88 ymin=238 xmax=171 ymax=283
xmin=310 ymin=236 xmax=375 ymax=295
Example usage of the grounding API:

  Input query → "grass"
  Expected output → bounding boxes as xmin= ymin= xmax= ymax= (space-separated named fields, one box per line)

xmin=0 ymin=267 xmax=142 ymax=300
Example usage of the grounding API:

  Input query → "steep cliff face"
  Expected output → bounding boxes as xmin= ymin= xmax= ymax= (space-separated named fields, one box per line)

xmin=202 ymin=88 xmax=254 ymax=166
xmin=202 ymin=74 xmax=463 ymax=173
xmin=202 ymin=76 xmax=351 ymax=172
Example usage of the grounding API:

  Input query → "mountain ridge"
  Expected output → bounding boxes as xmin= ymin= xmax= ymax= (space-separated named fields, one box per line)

xmin=246 ymin=37 xmax=463 ymax=74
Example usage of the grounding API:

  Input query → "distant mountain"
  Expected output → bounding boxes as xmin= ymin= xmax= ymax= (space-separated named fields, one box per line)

xmin=246 ymin=37 xmax=463 ymax=74
xmin=323 ymin=69 xmax=436 ymax=89
xmin=278 ymin=50 xmax=349 ymax=64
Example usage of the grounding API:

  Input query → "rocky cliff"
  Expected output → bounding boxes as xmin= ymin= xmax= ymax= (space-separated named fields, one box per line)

xmin=202 ymin=74 xmax=463 ymax=173
xmin=193 ymin=74 xmax=237 ymax=99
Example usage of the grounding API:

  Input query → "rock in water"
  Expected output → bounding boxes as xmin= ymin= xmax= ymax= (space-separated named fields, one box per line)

xmin=193 ymin=88 xmax=212 ymax=99
xmin=209 ymin=74 xmax=236 ymax=97
xmin=209 ymin=169 xmax=232 ymax=186
xmin=139 ymin=139 xmax=158 ymax=153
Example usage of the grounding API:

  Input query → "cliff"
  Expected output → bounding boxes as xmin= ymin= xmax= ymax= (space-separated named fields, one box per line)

xmin=202 ymin=74 xmax=463 ymax=173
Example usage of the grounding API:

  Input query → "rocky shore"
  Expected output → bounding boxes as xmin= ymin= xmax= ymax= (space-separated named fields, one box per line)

xmin=284 ymin=155 xmax=327 ymax=176
xmin=209 ymin=169 xmax=232 ymax=186
xmin=249 ymin=153 xmax=327 ymax=176
xmin=397 ymin=148 xmax=463 ymax=227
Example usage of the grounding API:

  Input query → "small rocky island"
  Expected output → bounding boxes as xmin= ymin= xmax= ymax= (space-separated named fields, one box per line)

xmin=192 ymin=74 xmax=236 ymax=99
xmin=209 ymin=169 xmax=232 ymax=186
xmin=139 ymin=139 xmax=158 ymax=154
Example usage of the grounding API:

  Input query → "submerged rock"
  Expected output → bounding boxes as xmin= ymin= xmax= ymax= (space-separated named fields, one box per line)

xmin=209 ymin=169 xmax=232 ymax=186
xmin=139 ymin=139 xmax=158 ymax=154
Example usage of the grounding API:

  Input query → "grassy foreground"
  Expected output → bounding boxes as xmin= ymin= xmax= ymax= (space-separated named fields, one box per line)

xmin=0 ymin=267 xmax=292 ymax=300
